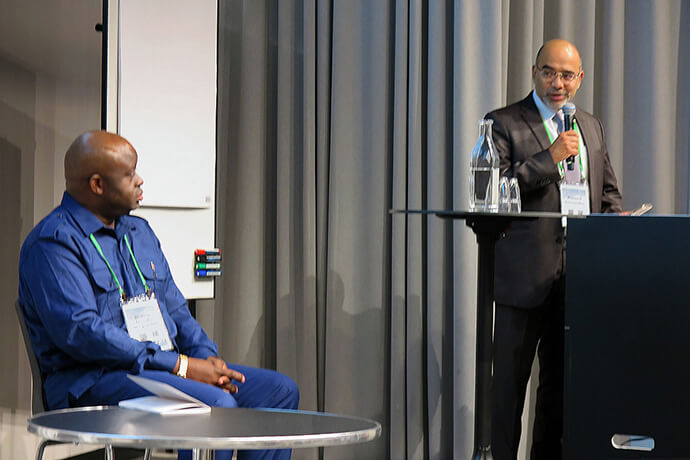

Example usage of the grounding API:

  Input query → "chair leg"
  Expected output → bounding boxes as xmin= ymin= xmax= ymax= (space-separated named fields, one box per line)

xmin=35 ymin=440 xmax=49 ymax=460
xmin=35 ymin=440 xmax=62 ymax=460
xmin=36 ymin=441 xmax=152 ymax=460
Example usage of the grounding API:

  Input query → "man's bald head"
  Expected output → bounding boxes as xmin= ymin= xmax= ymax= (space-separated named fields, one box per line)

xmin=65 ymin=131 xmax=134 ymax=190
xmin=64 ymin=130 xmax=144 ymax=227
xmin=535 ymin=39 xmax=582 ymax=69
xmin=532 ymin=38 xmax=584 ymax=110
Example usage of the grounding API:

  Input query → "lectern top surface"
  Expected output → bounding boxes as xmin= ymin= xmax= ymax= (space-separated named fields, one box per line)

xmin=389 ymin=209 xmax=578 ymax=219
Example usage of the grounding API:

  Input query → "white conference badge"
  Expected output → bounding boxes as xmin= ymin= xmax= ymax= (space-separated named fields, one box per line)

xmin=560 ymin=183 xmax=590 ymax=226
xmin=122 ymin=293 xmax=174 ymax=351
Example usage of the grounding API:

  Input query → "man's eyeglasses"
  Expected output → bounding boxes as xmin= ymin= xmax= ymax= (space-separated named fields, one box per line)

xmin=536 ymin=66 xmax=580 ymax=83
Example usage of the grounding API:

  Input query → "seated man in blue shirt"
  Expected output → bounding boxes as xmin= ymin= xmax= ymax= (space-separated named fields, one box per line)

xmin=18 ymin=130 xmax=299 ymax=460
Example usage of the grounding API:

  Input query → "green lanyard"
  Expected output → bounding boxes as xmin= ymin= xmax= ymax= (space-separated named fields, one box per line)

xmin=89 ymin=233 xmax=151 ymax=301
xmin=542 ymin=118 xmax=584 ymax=180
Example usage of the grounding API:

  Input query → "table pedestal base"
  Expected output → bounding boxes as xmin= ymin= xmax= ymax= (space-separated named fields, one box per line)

xmin=466 ymin=215 xmax=513 ymax=460
xmin=192 ymin=449 xmax=212 ymax=460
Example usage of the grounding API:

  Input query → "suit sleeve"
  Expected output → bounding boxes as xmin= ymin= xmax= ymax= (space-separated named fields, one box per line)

xmin=488 ymin=112 xmax=562 ymax=193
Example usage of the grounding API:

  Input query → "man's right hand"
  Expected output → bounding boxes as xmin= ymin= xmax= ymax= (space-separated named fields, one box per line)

xmin=548 ymin=130 xmax=579 ymax=164
xmin=185 ymin=357 xmax=246 ymax=394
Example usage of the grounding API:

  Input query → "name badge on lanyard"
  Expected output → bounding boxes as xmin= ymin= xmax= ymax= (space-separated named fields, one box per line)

xmin=90 ymin=233 xmax=173 ymax=351
xmin=121 ymin=293 xmax=174 ymax=351
xmin=560 ymin=183 xmax=590 ymax=215
xmin=542 ymin=118 xmax=591 ymax=225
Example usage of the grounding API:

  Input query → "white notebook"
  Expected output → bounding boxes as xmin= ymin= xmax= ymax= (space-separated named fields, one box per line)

xmin=118 ymin=374 xmax=211 ymax=415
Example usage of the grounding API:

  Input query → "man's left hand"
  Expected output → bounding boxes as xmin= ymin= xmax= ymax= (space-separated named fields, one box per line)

xmin=206 ymin=356 xmax=245 ymax=393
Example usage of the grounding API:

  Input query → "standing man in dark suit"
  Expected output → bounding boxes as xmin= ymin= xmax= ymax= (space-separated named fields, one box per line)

xmin=486 ymin=39 xmax=623 ymax=459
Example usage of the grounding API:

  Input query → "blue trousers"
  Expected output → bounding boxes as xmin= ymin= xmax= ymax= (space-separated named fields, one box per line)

xmin=74 ymin=363 xmax=300 ymax=460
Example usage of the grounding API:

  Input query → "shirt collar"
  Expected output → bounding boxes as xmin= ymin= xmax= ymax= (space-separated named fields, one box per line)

xmin=61 ymin=192 xmax=127 ymax=238
xmin=532 ymin=90 xmax=559 ymax=122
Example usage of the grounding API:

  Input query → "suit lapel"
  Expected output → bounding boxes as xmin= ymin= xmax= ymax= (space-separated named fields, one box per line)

xmin=574 ymin=114 xmax=592 ymax=153
xmin=518 ymin=93 xmax=551 ymax=152
xmin=574 ymin=114 xmax=591 ymax=179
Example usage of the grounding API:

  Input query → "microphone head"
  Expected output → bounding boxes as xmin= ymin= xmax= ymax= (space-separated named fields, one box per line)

xmin=563 ymin=102 xmax=576 ymax=116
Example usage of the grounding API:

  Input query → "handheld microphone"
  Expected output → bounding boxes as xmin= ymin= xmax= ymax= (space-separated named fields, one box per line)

xmin=562 ymin=103 xmax=576 ymax=169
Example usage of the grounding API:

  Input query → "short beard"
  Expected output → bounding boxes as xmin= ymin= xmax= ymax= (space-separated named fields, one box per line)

xmin=546 ymin=95 xmax=569 ymax=111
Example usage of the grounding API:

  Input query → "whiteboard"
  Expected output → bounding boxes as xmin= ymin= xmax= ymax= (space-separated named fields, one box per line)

xmin=119 ymin=0 xmax=216 ymax=209
xmin=117 ymin=0 xmax=217 ymax=298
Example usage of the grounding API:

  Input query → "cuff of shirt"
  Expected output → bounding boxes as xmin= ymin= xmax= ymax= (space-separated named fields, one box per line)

xmin=193 ymin=349 xmax=216 ymax=360
xmin=183 ymin=346 xmax=217 ymax=361
xmin=150 ymin=350 xmax=181 ymax=373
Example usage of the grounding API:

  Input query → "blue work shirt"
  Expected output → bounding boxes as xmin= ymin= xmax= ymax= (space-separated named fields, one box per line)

xmin=18 ymin=192 xmax=217 ymax=410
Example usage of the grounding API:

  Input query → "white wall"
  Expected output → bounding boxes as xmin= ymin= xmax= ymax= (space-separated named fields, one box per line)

xmin=0 ymin=0 xmax=102 ymax=411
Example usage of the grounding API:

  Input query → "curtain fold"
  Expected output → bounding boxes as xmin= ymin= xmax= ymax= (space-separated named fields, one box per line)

xmin=425 ymin=3 xmax=454 ymax=459
xmin=622 ymin=0 xmax=683 ymax=213
xmin=677 ymin=0 xmax=690 ymax=212
xmin=390 ymin=0 xmax=411 ymax=458
xmin=214 ymin=1 xmax=689 ymax=459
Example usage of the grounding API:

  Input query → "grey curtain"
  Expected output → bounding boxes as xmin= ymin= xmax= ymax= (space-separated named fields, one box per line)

xmin=209 ymin=1 xmax=690 ymax=459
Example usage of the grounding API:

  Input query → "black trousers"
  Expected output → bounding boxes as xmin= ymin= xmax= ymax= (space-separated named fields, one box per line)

xmin=491 ymin=277 xmax=566 ymax=460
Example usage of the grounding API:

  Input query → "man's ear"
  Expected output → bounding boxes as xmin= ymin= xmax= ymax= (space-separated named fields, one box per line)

xmin=89 ymin=174 xmax=105 ymax=196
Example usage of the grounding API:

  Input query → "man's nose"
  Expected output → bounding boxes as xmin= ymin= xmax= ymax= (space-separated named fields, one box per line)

xmin=550 ymin=77 xmax=564 ymax=89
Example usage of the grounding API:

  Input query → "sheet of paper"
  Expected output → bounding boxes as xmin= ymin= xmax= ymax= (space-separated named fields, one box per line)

xmin=127 ymin=375 xmax=205 ymax=404
xmin=118 ymin=375 xmax=211 ymax=415
xmin=119 ymin=396 xmax=210 ymax=415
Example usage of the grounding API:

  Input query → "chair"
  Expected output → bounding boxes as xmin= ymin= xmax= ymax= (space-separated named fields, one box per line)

xmin=15 ymin=300 xmax=151 ymax=460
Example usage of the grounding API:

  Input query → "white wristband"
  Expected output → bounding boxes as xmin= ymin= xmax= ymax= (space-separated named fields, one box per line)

xmin=176 ymin=354 xmax=188 ymax=379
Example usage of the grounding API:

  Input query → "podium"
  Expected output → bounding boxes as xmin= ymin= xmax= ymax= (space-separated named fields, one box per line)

xmin=563 ymin=215 xmax=690 ymax=458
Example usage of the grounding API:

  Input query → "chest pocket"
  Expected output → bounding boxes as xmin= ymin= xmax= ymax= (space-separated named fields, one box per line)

xmin=130 ymin=242 xmax=179 ymax=341
xmin=132 ymin=243 xmax=169 ymax=296
xmin=90 ymin=266 xmax=123 ymax=325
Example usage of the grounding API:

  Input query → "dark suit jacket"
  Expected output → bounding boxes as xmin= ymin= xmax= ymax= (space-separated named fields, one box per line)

xmin=487 ymin=92 xmax=623 ymax=308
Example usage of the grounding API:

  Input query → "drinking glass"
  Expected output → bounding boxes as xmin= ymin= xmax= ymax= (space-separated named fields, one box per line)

xmin=498 ymin=176 xmax=510 ymax=212
xmin=509 ymin=177 xmax=521 ymax=212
